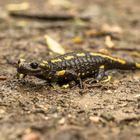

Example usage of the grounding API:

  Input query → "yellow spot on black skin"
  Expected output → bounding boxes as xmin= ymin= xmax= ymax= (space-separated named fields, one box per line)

xmin=62 ymin=84 xmax=69 ymax=89
xmin=40 ymin=60 xmax=49 ymax=68
xmin=42 ymin=60 xmax=48 ymax=64
xmin=18 ymin=58 xmax=25 ymax=67
xmin=90 ymin=53 xmax=126 ymax=64
xmin=56 ymin=70 xmax=65 ymax=76
xmin=51 ymin=59 xmax=62 ymax=63
xmin=76 ymin=53 xmax=86 ymax=56
xmin=64 ymin=56 xmax=74 ymax=60
xmin=136 ymin=63 xmax=140 ymax=68
xmin=116 ymin=59 xmax=126 ymax=64
xmin=40 ymin=63 xmax=46 ymax=67
xmin=19 ymin=58 xmax=25 ymax=63
xmin=100 ymin=65 xmax=105 ymax=69
xmin=18 ymin=73 xmax=25 ymax=79
xmin=102 ymin=75 xmax=112 ymax=82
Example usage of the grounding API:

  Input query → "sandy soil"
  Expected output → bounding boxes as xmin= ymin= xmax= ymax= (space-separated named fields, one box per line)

xmin=0 ymin=0 xmax=140 ymax=140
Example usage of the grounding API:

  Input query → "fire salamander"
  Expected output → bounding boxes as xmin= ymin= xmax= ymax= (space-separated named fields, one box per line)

xmin=17 ymin=52 xmax=140 ymax=88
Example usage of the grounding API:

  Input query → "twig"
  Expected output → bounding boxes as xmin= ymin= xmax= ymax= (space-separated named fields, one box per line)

xmin=110 ymin=47 xmax=140 ymax=52
xmin=0 ymin=76 xmax=7 ymax=80
xmin=9 ymin=11 xmax=91 ymax=21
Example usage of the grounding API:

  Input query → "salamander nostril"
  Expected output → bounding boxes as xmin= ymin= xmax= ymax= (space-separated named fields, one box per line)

xmin=30 ymin=62 xmax=38 ymax=69
xmin=18 ymin=60 xmax=20 ymax=64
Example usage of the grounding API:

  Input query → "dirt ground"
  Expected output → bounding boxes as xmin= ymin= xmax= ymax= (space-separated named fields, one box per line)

xmin=0 ymin=0 xmax=140 ymax=140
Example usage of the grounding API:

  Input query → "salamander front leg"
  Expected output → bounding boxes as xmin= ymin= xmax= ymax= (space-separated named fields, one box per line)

xmin=65 ymin=70 xmax=83 ymax=89
xmin=55 ymin=70 xmax=83 ymax=88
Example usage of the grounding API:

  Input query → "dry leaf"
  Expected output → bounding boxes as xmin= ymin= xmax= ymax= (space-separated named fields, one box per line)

xmin=85 ymin=29 xmax=98 ymax=37
xmin=73 ymin=18 xmax=86 ymax=27
xmin=48 ymin=0 xmax=72 ymax=8
xmin=44 ymin=35 xmax=65 ymax=54
xmin=101 ymin=23 xmax=123 ymax=34
xmin=6 ymin=2 xmax=29 ymax=11
xmin=128 ymin=51 xmax=140 ymax=58
xmin=98 ymin=48 xmax=111 ymax=55
xmin=105 ymin=36 xmax=115 ymax=48
xmin=72 ymin=36 xmax=83 ymax=44
xmin=16 ymin=20 xmax=28 ymax=28
xmin=85 ymin=29 xmax=109 ymax=37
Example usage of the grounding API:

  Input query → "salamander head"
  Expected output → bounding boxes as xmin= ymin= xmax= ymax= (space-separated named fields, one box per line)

xmin=17 ymin=59 xmax=48 ymax=78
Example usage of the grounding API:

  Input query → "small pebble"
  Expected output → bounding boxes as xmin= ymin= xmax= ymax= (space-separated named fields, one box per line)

xmin=58 ymin=118 xmax=65 ymax=125
xmin=89 ymin=116 xmax=100 ymax=123
xmin=22 ymin=132 xmax=40 ymax=140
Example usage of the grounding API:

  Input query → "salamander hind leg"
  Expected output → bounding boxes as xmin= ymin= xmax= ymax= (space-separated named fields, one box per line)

xmin=85 ymin=65 xmax=105 ymax=84
xmin=96 ymin=65 xmax=112 ymax=83
xmin=96 ymin=65 xmax=105 ymax=82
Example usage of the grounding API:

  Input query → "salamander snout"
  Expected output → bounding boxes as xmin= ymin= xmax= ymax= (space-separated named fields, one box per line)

xmin=17 ymin=59 xmax=42 ymax=78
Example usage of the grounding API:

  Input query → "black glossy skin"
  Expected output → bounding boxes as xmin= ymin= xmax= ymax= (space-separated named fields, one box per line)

xmin=48 ymin=52 xmax=102 ymax=78
xmin=17 ymin=52 xmax=139 ymax=88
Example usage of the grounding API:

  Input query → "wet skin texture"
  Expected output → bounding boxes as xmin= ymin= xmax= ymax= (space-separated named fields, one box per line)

xmin=17 ymin=52 xmax=140 ymax=88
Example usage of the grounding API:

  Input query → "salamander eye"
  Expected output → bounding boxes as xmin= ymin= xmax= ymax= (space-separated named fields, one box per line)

xmin=30 ymin=62 xmax=38 ymax=69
